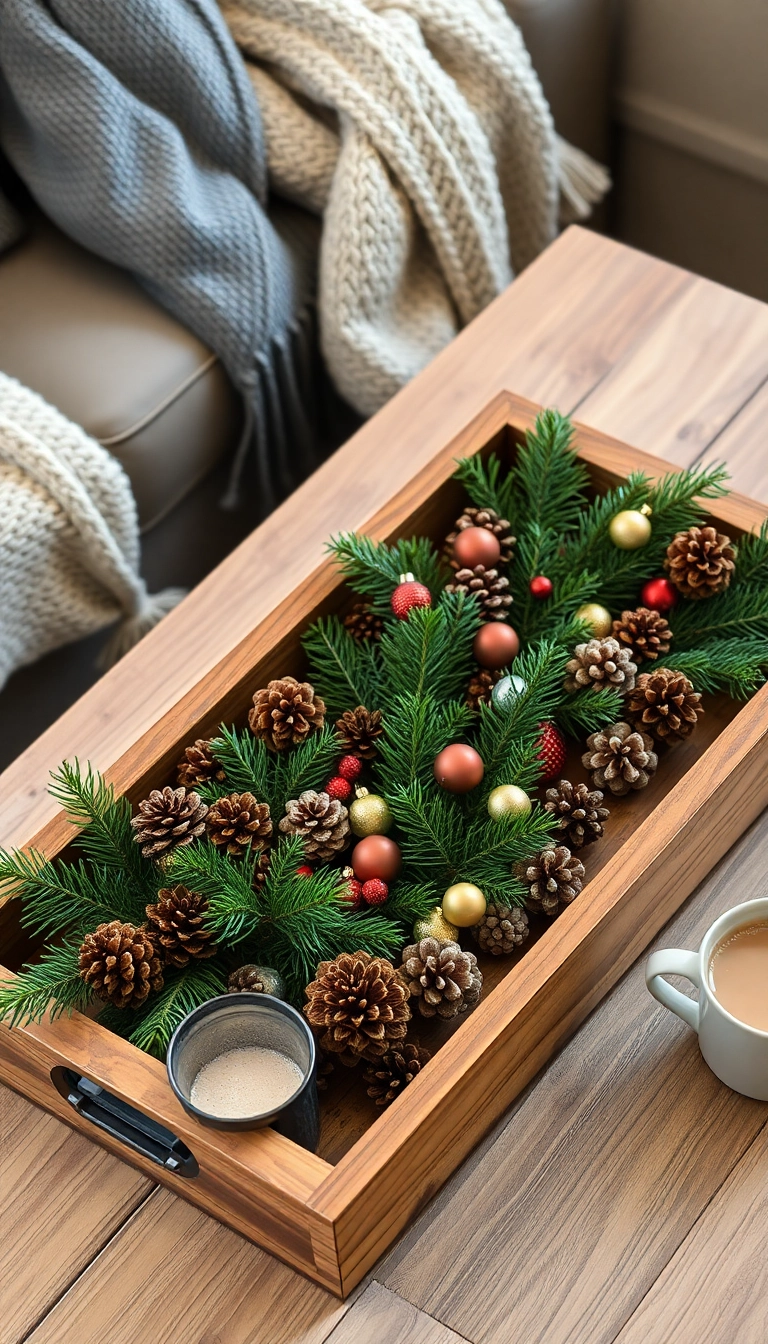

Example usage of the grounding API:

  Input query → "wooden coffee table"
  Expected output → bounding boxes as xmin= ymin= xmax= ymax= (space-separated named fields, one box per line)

xmin=2 ymin=227 xmax=768 ymax=1343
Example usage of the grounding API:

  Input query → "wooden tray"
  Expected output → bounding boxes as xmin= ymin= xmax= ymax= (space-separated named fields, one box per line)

xmin=2 ymin=392 xmax=768 ymax=1298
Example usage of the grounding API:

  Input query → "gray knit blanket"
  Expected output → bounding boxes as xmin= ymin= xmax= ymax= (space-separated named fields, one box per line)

xmin=0 ymin=0 xmax=308 ymax=508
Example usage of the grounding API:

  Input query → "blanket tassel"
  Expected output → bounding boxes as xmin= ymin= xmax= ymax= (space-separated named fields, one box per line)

xmin=99 ymin=585 xmax=186 ymax=669
xmin=556 ymin=134 xmax=611 ymax=222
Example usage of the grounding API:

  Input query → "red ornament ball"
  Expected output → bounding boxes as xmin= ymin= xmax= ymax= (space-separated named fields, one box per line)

xmin=473 ymin=621 xmax=520 ymax=669
xmin=453 ymin=526 xmax=501 ymax=570
xmin=352 ymin=834 xmax=402 ymax=883
xmin=338 ymin=755 xmax=363 ymax=782
xmin=433 ymin=742 xmax=485 ymax=793
xmin=640 ymin=576 xmax=677 ymax=613
xmin=529 ymin=575 xmax=553 ymax=600
xmin=362 ymin=878 xmax=389 ymax=905
xmin=296 ymin=865 xmax=314 ymax=878
xmin=341 ymin=876 xmax=364 ymax=909
xmin=326 ymin=775 xmax=353 ymax=802
xmin=391 ymin=576 xmax=432 ymax=620
xmin=536 ymin=722 xmax=567 ymax=781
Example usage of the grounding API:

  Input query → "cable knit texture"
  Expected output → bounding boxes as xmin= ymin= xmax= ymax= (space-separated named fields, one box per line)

xmin=0 ymin=373 xmax=183 ymax=689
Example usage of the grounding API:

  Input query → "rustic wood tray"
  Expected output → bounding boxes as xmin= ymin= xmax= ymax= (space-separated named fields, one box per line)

xmin=2 ymin=392 xmax=768 ymax=1297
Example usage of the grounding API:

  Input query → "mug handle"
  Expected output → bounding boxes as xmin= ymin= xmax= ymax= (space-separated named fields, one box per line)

xmin=645 ymin=949 xmax=701 ymax=1031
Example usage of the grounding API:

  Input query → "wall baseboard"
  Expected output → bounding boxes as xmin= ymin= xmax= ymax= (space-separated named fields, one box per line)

xmin=615 ymin=89 xmax=768 ymax=187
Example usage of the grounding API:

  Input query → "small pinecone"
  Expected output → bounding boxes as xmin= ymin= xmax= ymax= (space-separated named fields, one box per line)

xmin=445 ymin=507 xmax=515 ymax=570
xmin=78 ymin=921 xmax=163 ymax=1009
xmin=304 ymin=951 xmax=410 ymax=1061
xmin=248 ymin=676 xmax=326 ymax=752
xmin=582 ymin=721 xmax=659 ymax=795
xmin=131 ymin=786 xmax=208 ymax=859
xmin=544 ymin=780 xmax=609 ymax=850
xmin=364 ymin=1043 xmax=431 ymax=1107
xmin=227 ymin=964 xmax=284 ymax=997
xmin=252 ymin=848 xmax=271 ymax=891
xmin=279 ymin=790 xmax=350 ymax=861
xmin=466 ymin=666 xmax=503 ymax=711
xmin=335 ymin=706 xmax=383 ymax=760
xmin=471 ymin=902 xmax=529 ymax=955
xmin=206 ymin=792 xmax=272 ymax=856
xmin=445 ymin=565 xmax=512 ymax=621
xmin=344 ymin=602 xmax=383 ymax=644
xmin=665 ymin=525 xmax=736 ymax=599
xmin=564 ymin=637 xmax=637 ymax=693
xmin=400 ymin=938 xmax=483 ymax=1019
xmin=176 ymin=739 xmax=225 ymax=790
xmin=145 ymin=886 xmax=216 ymax=968
xmin=611 ymin=607 xmax=672 ymax=664
xmin=521 ymin=846 xmax=585 ymax=918
xmin=626 ymin=667 xmax=704 ymax=746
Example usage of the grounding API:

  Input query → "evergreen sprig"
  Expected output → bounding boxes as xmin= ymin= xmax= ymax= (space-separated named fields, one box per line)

xmin=302 ymin=616 xmax=382 ymax=717
xmin=204 ymin=725 xmax=271 ymax=805
xmin=329 ymin=533 xmax=447 ymax=615
xmin=48 ymin=760 xmax=150 ymax=893
xmin=660 ymin=638 xmax=768 ymax=699
xmin=0 ymin=847 xmax=144 ymax=938
xmin=734 ymin=519 xmax=768 ymax=587
xmin=374 ymin=694 xmax=473 ymax=794
xmin=507 ymin=409 xmax=590 ymax=534
xmin=555 ymin=686 xmax=625 ymax=737
xmin=0 ymin=942 xmax=90 ymax=1028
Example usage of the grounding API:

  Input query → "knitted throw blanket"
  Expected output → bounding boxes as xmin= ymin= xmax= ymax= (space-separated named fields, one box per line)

xmin=222 ymin=0 xmax=609 ymax=415
xmin=0 ymin=375 xmax=183 ymax=691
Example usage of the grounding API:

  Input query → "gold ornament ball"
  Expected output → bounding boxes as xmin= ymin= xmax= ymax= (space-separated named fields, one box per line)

xmin=487 ymin=784 xmax=532 ymax=821
xmin=575 ymin=602 xmax=613 ymax=638
xmin=608 ymin=507 xmax=652 ymax=550
xmin=349 ymin=789 xmax=393 ymax=837
xmin=442 ymin=881 xmax=487 ymax=928
xmin=413 ymin=906 xmax=459 ymax=943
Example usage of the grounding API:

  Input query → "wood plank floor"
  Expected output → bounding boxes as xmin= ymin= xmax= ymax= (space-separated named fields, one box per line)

xmin=2 ymin=231 xmax=768 ymax=1343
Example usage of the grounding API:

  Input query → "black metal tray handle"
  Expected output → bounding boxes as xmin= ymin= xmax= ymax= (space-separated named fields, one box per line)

xmin=51 ymin=1069 xmax=199 ymax=1177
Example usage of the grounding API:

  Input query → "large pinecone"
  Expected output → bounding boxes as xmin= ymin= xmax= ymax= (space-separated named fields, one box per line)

xmin=466 ymin=666 xmax=503 ymax=711
xmin=249 ymin=676 xmax=326 ymax=752
xmin=564 ymin=637 xmax=637 ymax=693
xmin=521 ymin=846 xmax=585 ymax=918
xmin=145 ymin=886 xmax=216 ymax=968
xmin=364 ymin=1043 xmax=431 ymax=1108
xmin=582 ymin=721 xmax=658 ymax=795
xmin=176 ymin=739 xmax=225 ymax=790
xmin=335 ymin=706 xmax=383 ymax=760
xmin=544 ymin=779 xmax=609 ymax=849
xmin=78 ymin=921 xmax=163 ymax=1009
xmin=206 ymin=792 xmax=272 ymax=856
xmin=131 ymin=786 xmax=208 ymax=859
xmin=611 ymin=607 xmax=672 ymax=664
xmin=279 ymin=790 xmax=350 ymax=860
xmin=399 ymin=937 xmax=483 ymax=1019
xmin=344 ymin=602 xmax=383 ymax=644
xmin=304 ymin=951 xmax=410 ymax=1061
xmin=626 ymin=668 xmax=704 ymax=746
xmin=665 ymin=526 xmax=736 ymax=599
xmin=445 ymin=507 xmax=515 ymax=570
xmin=471 ymin=901 xmax=529 ymax=955
xmin=445 ymin=565 xmax=512 ymax=621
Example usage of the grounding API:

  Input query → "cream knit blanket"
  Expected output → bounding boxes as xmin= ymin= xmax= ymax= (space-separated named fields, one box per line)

xmin=0 ymin=374 xmax=183 ymax=690
xmin=222 ymin=0 xmax=609 ymax=415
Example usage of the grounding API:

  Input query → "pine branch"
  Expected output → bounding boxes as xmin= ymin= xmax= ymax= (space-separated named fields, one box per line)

xmin=170 ymin=842 xmax=263 ymax=946
xmin=302 ymin=616 xmax=382 ymax=718
xmin=377 ymin=592 xmax=480 ymax=706
xmin=387 ymin=783 xmax=466 ymax=885
xmin=48 ymin=760 xmax=151 ymax=896
xmin=475 ymin=640 xmax=568 ymax=794
xmin=508 ymin=409 xmax=590 ymax=534
xmin=452 ymin=451 xmax=513 ymax=524
xmin=382 ymin=881 xmax=441 ymax=927
xmin=329 ymin=533 xmax=447 ymax=616
xmin=556 ymin=686 xmax=625 ymax=738
xmin=659 ymin=638 xmax=768 ymax=699
xmin=206 ymin=725 xmax=272 ymax=806
xmin=734 ymin=519 xmax=768 ymax=586
xmin=0 ymin=848 xmax=144 ymax=938
xmin=374 ymin=693 xmax=473 ymax=795
xmin=105 ymin=961 xmax=229 ymax=1059
xmin=459 ymin=807 xmax=554 ymax=890
xmin=669 ymin=582 xmax=768 ymax=648
xmin=0 ymin=942 xmax=91 ymax=1028
xmin=273 ymin=726 xmax=346 ymax=807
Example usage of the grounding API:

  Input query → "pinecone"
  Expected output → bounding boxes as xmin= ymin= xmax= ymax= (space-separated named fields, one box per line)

xmin=279 ymin=790 xmax=350 ymax=861
xmin=145 ymin=886 xmax=216 ymax=968
xmin=544 ymin=780 xmax=609 ymax=850
xmin=131 ymin=786 xmax=208 ymax=859
xmin=176 ymin=739 xmax=225 ymax=790
xmin=564 ymin=637 xmax=637 ymax=693
xmin=304 ymin=951 xmax=410 ymax=1061
xmin=521 ymin=846 xmax=586 ymax=918
xmin=399 ymin=938 xmax=483 ymax=1019
xmin=344 ymin=602 xmax=384 ymax=644
xmin=335 ymin=706 xmax=383 ymax=760
xmin=445 ymin=565 xmax=512 ymax=621
xmin=665 ymin=525 xmax=736 ymax=599
xmin=206 ymin=792 xmax=272 ymax=856
xmin=626 ymin=668 xmax=704 ymax=746
xmin=252 ymin=848 xmax=271 ymax=891
xmin=471 ymin=901 xmax=529 ymax=955
xmin=363 ymin=1043 xmax=431 ymax=1107
xmin=611 ymin=607 xmax=672 ymax=664
xmin=466 ymin=666 xmax=503 ymax=711
xmin=227 ymin=964 xmax=284 ymax=997
xmin=78 ymin=921 xmax=163 ymax=1009
xmin=248 ymin=676 xmax=326 ymax=752
xmin=582 ymin=721 xmax=658 ymax=795
xmin=445 ymin=507 xmax=515 ymax=570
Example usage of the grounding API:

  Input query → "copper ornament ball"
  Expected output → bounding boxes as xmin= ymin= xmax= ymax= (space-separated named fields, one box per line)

xmin=442 ymin=881 xmax=487 ymax=928
xmin=351 ymin=834 xmax=402 ymax=883
xmin=453 ymin=525 xmax=502 ymax=570
xmin=575 ymin=602 xmax=613 ymax=638
xmin=433 ymin=743 xmax=485 ymax=793
xmin=473 ymin=621 xmax=520 ymax=669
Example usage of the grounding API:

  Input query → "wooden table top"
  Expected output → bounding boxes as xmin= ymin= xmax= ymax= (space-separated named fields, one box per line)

xmin=2 ymin=226 xmax=768 ymax=1344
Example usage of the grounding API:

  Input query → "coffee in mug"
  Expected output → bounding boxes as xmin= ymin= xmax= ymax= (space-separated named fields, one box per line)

xmin=709 ymin=921 xmax=768 ymax=1032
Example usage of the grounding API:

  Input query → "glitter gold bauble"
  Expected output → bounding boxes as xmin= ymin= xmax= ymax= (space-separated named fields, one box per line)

xmin=413 ymin=907 xmax=459 ymax=943
xmin=575 ymin=602 xmax=613 ymax=638
xmin=608 ymin=506 xmax=652 ymax=550
xmin=349 ymin=788 xmax=393 ymax=837
xmin=487 ymin=784 xmax=532 ymax=820
xmin=442 ymin=881 xmax=487 ymax=928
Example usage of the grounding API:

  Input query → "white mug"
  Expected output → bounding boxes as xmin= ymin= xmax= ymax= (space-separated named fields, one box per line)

xmin=646 ymin=898 xmax=768 ymax=1101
